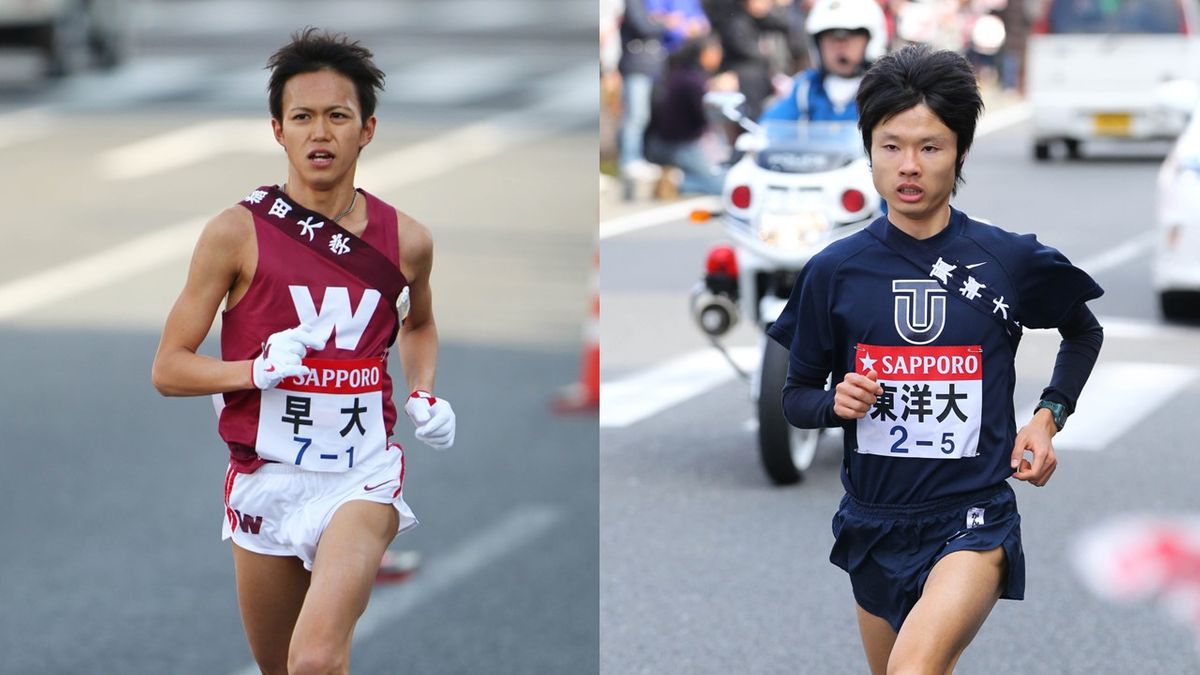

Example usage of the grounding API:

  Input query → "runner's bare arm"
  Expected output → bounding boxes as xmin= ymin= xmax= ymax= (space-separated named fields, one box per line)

xmin=152 ymin=208 xmax=256 ymax=396
xmin=1011 ymin=408 xmax=1057 ymax=487
xmin=395 ymin=211 xmax=438 ymax=393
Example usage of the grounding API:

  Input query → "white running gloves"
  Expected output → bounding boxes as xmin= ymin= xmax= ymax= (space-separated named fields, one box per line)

xmin=253 ymin=326 xmax=454 ymax=450
xmin=252 ymin=324 xmax=326 ymax=390
xmin=405 ymin=390 xmax=456 ymax=450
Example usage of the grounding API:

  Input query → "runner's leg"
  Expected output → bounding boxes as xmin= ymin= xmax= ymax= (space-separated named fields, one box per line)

xmin=887 ymin=546 xmax=1006 ymax=674
xmin=287 ymin=500 xmax=399 ymax=675
xmin=231 ymin=544 xmax=311 ymax=675
xmin=856 ymin=604 xmax=898 ymax=675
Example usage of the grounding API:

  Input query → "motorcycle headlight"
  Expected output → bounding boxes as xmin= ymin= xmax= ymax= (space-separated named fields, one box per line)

xmin=758 ymin=211 xmax=830 ymax=249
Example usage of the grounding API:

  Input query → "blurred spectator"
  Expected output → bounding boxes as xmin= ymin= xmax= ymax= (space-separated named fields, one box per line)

xmin=619 ymin=0 xmax=670 ymax=183
xmin=712 ymin=0 xmax=794 ymax=120
xmin=892 ymin=0 xmax=968 ymax=52
xmin=645 ymin=36 xmax=735 ymax=195
xmin=652 ymin=0 xmax=713 ymax=51
xmin=601 ymin=0 xmax=626 ymax=165
xmin=964 ymin=9 xmax=1007 ymax=86
xmin=761 ymin=0 xmax=886 ymax=121
xmin=620 ymin=0 xmax=713 ymax=188
xmin=997 ymin=0 xmax=1031 ymax=92
xmin=603 ymin=0 xmax=626 ymax=80
xmin=780 ymin=0 xmax=816 ymax=74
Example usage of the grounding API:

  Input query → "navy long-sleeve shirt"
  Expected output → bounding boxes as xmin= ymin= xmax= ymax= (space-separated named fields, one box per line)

xmin=767 ymin=209 xmax=1104 ymax=503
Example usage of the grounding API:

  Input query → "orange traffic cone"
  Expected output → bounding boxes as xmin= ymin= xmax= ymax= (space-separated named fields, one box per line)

xmin=553 ymin=247 xmax=599 ymax=413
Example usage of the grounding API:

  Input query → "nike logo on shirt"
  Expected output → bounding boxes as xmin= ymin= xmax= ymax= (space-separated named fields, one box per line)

xmin=965 ymin=262 xmax=987 ymax=269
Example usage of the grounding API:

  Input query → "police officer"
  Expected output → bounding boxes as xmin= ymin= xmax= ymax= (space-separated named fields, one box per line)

xmin=761 ymin=0 xmax=887 ymax=122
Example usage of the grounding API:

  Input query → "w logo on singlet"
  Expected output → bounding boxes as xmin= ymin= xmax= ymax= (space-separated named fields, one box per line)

xmin=893 ymin=279 xmax=947 ymax=345
xmin=289 ymin=286 xmax=381 ymax=350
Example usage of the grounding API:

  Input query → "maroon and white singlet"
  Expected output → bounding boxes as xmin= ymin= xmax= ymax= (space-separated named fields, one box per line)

xmin=220 ymin=187 xmax=406 ymax=474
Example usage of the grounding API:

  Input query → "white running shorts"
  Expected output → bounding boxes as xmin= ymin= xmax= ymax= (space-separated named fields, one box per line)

xmin=221 ymin=442 xmax=418 ymax=570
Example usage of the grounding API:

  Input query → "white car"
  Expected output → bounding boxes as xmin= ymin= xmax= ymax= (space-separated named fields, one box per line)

xmin=1028 ymin=0 xmax=1200 ymax=160
xmin=1155 ymin=106 xmax=1200 ymax=320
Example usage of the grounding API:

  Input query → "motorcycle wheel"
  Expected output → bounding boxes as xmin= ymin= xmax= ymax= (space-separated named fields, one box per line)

xmin=757 ymin=338 xmax=820 ymax=486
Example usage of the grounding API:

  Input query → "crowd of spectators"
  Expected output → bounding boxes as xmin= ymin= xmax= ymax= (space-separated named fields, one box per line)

xmin=600 ymin=0 xmax=1038 ymax=199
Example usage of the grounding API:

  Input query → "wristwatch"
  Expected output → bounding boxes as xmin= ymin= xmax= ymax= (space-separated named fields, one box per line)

xmin=1034 ymin=399 xmax=1068 ymax=432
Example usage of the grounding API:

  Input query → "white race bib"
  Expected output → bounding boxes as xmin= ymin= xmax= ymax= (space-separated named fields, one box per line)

xmin=853 ymin=343 xmax=982 ymax=460
xmin=256 ymin=357 xmax=386 ymax=472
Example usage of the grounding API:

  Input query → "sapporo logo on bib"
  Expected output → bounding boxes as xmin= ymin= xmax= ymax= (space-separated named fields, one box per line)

xmin=854 ymin=343 xmax=982 ymax=459
xmin=256 ymin=357 xmax=386 ymax=472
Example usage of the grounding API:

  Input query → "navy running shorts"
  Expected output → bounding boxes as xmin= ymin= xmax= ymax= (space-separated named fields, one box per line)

xmin=829 ymin=481 xmax=1025 ymax=632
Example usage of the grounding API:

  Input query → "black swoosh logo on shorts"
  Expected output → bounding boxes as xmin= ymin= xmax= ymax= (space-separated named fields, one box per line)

xmin=363 ymin=480 xmax=396 ymax=492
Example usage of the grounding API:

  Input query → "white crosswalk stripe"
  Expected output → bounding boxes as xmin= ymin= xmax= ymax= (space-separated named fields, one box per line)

xmin=601 ymin=327 xmax=1200 ymax=453
xmin=97 ymin=119 xmax=275 ymax=180
xmin=1 ymin=67 xmax=594 ymax=348
xmin=1022 ymin=362 xmax=1200 ymax=451
xmin=600 ymin=347 xmax=758 ymax=429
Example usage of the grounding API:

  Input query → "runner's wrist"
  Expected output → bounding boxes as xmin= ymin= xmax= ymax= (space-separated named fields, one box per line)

xmin=1032 ymin=408 xmax=1058 ymax=437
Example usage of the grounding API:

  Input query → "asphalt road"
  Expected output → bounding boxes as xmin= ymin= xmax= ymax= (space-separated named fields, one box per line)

xmin=0 ymin=2 xmax=598 ymax=674
xmin=600 ymin=118 xmax=1200 ymax=673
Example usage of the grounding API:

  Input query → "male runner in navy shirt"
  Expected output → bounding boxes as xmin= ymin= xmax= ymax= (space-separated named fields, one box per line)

xmin=768 ymin=45 xmax=1104 ymax=673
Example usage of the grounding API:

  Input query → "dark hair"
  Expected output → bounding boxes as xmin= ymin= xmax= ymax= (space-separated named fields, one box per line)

xmin=668 ymin=35 xmax=721 ymax=72
xmin=856 ymin=44 xmax=983 ymax=193
xmin=266 ymin=28 xmax=385 ymax=123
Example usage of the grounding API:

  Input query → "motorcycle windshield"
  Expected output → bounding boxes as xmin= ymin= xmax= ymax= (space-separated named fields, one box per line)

xmin=756 ymin=121 xmax=864 ymax=174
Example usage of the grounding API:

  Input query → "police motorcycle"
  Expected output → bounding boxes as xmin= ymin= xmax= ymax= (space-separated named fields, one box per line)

xmin=689 ymin=92 xmax=881 ymax=485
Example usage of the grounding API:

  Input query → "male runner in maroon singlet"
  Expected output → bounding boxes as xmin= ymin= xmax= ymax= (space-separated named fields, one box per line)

xmin=152 ymin=29 xmax=454 ymax=675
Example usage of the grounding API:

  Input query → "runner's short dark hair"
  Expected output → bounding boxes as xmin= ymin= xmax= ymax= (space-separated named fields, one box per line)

xmin=856 ymin=44 xmax=983 ymax=194
xmin=267 ymin=27 xmax=385 ymax=123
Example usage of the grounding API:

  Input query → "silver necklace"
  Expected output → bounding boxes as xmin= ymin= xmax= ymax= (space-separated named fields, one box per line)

xmin=332 ymin=190 xmax=358 ymax=222
xmin=282 ymin=183 xmax=358 ymax=222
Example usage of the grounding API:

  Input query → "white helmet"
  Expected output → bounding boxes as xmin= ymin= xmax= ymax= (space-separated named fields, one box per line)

xmin=805 ymin=0 xmax=888 ymax=62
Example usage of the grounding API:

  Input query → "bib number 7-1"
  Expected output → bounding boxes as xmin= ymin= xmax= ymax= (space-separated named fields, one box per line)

xmin=293 ymin=436 xmax=354 ymax=468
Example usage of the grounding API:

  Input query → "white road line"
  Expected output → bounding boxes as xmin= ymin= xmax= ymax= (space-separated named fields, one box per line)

xmin=600 ymin=347 xmax=758 ymax=428
xmin=1024 ymin=314 xmax=1198 ymax=341
xmin=356 ymin=121 xmax=511 ymax=191
xmin=98 ymin=119 xmax=275 ymax=181
xmin=598 ymin=196 xmax=720 ymax=241
xmin=359 ymin=63 xmax=596 ymax=192
xmin=606 ymin=344 xmax=1200 ymax=445
xmin=976 ymin=101 xmax=1032 ymax=138
xmin=1022 ymin=362 xmax=1199 ymax=451
xmin=0 ymin=65 xmax=594 ymax=321
xmin=97 ymin=61 xmax=595 ymax=184
xmin=0 ymin=218 xmax=206 ymax=321
xmin=598 ymin=103 xmax=1032 ymax=241
xmin=226 ymin=504 xmax=563 ymax=675
xmin=1076 ymin=231 xmax=1155 ymax=276
xmin=0 ymin=106 xmax=55 ymax=150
